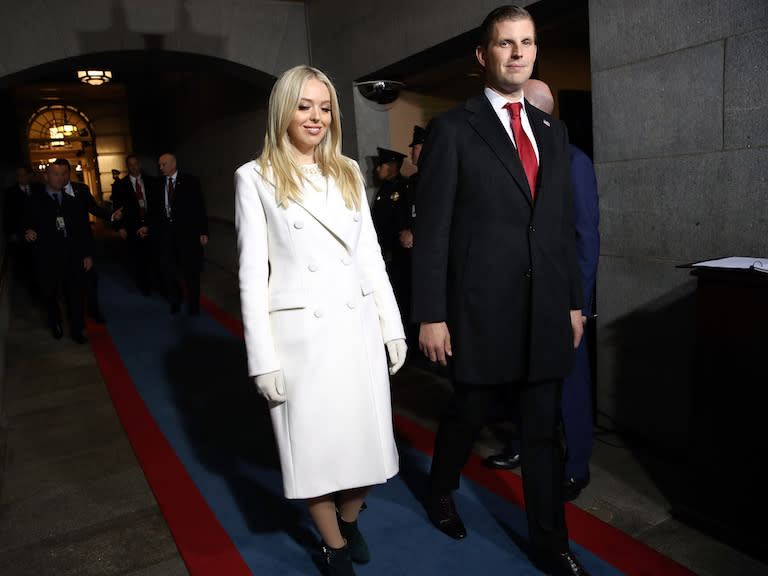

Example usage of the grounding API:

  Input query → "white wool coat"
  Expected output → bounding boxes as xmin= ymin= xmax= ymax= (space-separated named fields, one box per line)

xmin=234 ymin=159 xmax=404 ymax=499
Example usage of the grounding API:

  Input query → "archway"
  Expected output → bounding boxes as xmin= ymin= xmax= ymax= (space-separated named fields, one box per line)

xmin=27 ymin=104 xmax=101 ymax=197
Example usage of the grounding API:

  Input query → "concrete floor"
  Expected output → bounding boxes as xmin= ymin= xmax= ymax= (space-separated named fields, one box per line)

xmin=0 ymin=256 xmax=766 ymax=575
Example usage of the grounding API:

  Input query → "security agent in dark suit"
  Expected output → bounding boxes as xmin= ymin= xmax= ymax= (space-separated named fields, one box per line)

xmin=4 ymin=165 xmax=41 ymax=294
xmin=482 ymin=79 xmax=600 ymax=504
xmin=149 ymin=153 xmax=208 ymax=315
xmin=111 ymin=154 xmax=154 ymax=296
xmin=23 ymin=162 xmax=93 ymax=343
xmin=412 ymin=6 xmax=589 ymax=576
xmin=59 ymin=159 xmax=122 ymax=323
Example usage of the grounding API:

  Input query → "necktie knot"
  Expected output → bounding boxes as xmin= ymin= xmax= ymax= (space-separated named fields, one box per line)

xmin=504 ymin=101 xmax=522 ymax=119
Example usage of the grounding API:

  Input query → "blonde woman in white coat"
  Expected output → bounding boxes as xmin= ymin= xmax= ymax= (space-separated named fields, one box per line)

xmin=234 ymin=65 xmax=407 ymax=576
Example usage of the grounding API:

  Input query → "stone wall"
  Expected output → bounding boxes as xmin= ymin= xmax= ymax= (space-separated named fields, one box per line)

xmin=589 ymin=0 xmax=768 ymax=447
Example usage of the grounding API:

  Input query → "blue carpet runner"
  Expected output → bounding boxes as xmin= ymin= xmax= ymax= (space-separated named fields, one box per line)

xmin=87 ymin=264 xmax=696 ymax=576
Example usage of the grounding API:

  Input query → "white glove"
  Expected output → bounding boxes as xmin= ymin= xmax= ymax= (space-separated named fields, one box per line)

xmin=385 ymin=339 xmax=407 ymax=375
xmin=254 ymin=370 xmax=286 ymax=405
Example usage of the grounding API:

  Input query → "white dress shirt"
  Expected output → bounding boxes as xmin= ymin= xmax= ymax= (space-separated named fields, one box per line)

xmin=130 ymin=174 xmax=148 ymax=213
xmin=484 ymin=86 xmax=540 ymax=164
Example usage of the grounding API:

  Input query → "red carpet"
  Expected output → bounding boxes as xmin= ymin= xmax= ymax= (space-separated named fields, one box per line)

xmin=86 ymin=295 xmax=698 ymax=576
xmin=86 ymin=319 xmax=251 ymax=576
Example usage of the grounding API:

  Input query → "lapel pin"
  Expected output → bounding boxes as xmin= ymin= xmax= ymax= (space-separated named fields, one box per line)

xmin=543 ymin=119 xmax=550 ymax=127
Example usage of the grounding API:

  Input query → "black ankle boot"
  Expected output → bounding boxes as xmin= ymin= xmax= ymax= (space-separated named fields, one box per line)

xmin=321 ymin=541 xmax=355 ymax=576
xmin=338 ymin=516 xmax=370 ymax=564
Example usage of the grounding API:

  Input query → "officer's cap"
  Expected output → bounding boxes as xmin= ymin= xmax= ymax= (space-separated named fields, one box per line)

xmin=376 ymin=147 xmax=407 ymax=166
xmin=409 ymin=125 xmax=426 ymax=147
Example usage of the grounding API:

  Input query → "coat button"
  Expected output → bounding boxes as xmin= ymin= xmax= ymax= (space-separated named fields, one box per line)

xmin=346 ymin=301 xmax=357 ymax=309
xmin=308 ymin=262 xmax=319 ymax=272
xmin=529 ymin=224 xmax=536 ymax=232
xmin=314 ymin=309 xmax=324 ymax=318
xmin=294 ymin=220 xmax=305 ymax=229
xmin=524 ymin=267 xmax=532 ymax=279
xmin=353 ymin=212 xmax=361 ymax=222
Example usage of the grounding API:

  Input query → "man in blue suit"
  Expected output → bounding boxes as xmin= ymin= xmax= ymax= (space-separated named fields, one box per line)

xmin=482 ymin=78 xmax=600 ymax=502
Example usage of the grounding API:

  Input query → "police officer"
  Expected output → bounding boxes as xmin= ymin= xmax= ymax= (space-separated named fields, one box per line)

xmin=371 ymin=147 xmax=409 ymax=313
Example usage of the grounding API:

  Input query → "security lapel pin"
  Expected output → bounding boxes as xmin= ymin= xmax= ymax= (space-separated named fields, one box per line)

xmin=543 ymin=119 xmax=551 ymax=127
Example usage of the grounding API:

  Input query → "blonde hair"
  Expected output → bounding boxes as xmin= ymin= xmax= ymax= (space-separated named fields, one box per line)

xmin=258 ymin=65 xmax=362 ymax=210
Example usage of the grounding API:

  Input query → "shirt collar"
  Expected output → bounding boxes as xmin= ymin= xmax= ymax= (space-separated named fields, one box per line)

xmin=484 ymin=86 xmax=528 ymax=114
xmin=63 ymin=182 xmax=75 ymax=197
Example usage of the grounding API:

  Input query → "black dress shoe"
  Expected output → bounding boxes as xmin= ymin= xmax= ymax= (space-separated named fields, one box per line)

xmin=481 ymin=452 xmax=521 ymax=470
xmin=88 ymin=311 xmax=106 ymax=324
xmin=71 ymin=332 xmax=88 ymax=345
xmin=563 ymin=473 xmax=590 ymax=502
xmin=535 ymin=550 xmax=591 ymax=576
xmin=428 ymin=490 xmax=467 ymax=540
xmin=52 ymin=322 xmax=63 ymax=340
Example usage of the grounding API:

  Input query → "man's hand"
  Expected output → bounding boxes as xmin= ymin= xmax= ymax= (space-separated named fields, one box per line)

xmin=111 ymin=206 xmax=124 ymax=221
xmin=118 ymin=228 xmax=128 ymax=240
xmin=399 ymin=229 xmax=413 ymax=249
xmin=570 ymin=309 xmax=586 ymax=349
xmin=24 ymin=229 xmax=37 ymax=242
xmin=83 ymin=257 xmax=93 ymax=272
xmin=137 ymin=226 xmax=149 ymax=239
xmin=200 ymin=235 xmax=208 ymax=246
xmin=419 ymin=321 xmax=452 ymax=366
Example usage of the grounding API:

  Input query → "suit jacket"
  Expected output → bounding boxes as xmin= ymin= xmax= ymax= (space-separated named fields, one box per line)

xmin=569 ymin=145 xmax=600 ymax=317
xmin=148 ymin=171 xmax=208 ymax=250
xmin=68 ymin=181 xmax=111 ymax=221
xmin=411 ymin=93 xmax=583 ymax=384
xmin=112 ymin=173 xmax=154 ymax=235
xmin=24 ymin=187 xmax=93 ymax=281
xmin=4 ymin=183 xmax=40 ymax=239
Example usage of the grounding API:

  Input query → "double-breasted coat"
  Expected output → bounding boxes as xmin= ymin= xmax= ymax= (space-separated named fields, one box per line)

xmin=234 ymin=159 xmax=404 ymax=499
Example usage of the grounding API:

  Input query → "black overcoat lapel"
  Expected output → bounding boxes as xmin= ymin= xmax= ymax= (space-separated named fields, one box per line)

xmin=526 ymin=100 xmax=555 ymax=208
xmin=465 ymin=94 xmax=533 ymax=206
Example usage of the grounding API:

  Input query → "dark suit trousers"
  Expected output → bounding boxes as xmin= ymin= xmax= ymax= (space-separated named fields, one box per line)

xmin=562 ymin=337 xmax=593 ymax=480
xmin=158 ymin=228 xmax=201 ymax=311
xmin=127 ymin=235 xmax=152 ymax=294
xmin=84 ymin=267 xmax=100 ymax=316
xmin=38 ymin=243 xmax=84 ymax=335
xmin=430 ymin=379 xmax=568 ymax=554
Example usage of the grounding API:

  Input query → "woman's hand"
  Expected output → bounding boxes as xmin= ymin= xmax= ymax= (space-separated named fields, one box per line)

xmin=385 ymin=339 xmax=407 ymax=375
xmin=254 ymin=370 xmax=286 ymax=406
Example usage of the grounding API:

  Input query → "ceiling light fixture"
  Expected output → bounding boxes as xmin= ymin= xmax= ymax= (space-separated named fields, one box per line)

xmin=77 ymin=70 xmax=113 ymax=86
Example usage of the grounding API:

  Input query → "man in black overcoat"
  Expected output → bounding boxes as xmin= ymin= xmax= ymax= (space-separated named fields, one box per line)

xmin=149 ymin=153 xmax=208 ymax=315
xmin=411 ymin=6 xmax=588 ymax=576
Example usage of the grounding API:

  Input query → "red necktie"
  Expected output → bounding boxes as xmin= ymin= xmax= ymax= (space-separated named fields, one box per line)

xmin=135 ymin=180 xmax=146 ymax=218
xmin=504 ymin=102 xmax=538 ymax=199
